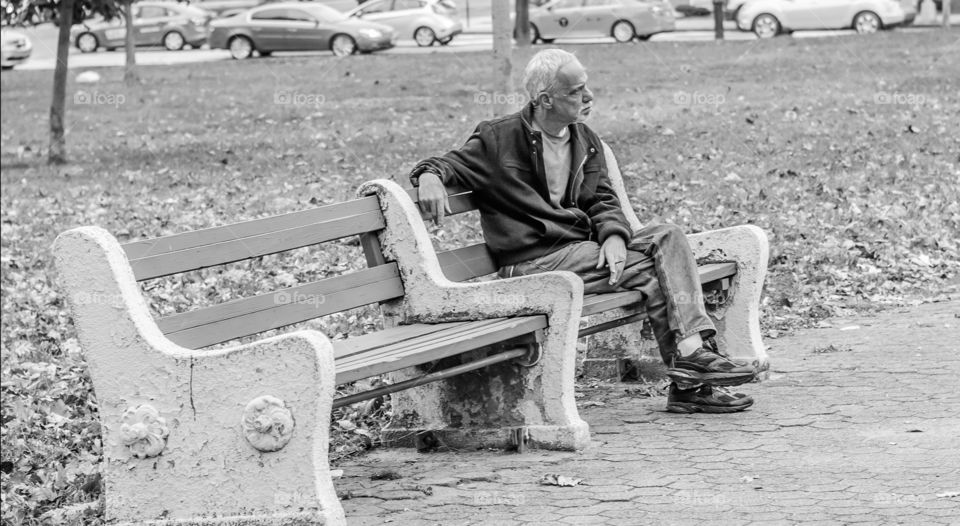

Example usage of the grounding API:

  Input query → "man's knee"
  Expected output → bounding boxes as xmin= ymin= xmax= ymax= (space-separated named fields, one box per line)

xmin=635 ymin=223 xmax=686 ymax=245
xmin=661 ymin=223 xmax=686 ymax=239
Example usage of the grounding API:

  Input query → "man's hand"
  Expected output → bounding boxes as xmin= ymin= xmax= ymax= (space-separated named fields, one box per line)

xmin=418 ymin=171 xmax=451 ymax=225
xmin=596 ymin=234 xmax=627 ymax=286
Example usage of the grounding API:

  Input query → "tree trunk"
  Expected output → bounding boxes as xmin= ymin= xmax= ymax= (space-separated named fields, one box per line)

xmin=123 ymin=2 xmax=139 ymax=85
xmin=515 ymin=0 xmax=530 ymax=48
xmin=491 ymin=0 xmax=512 ymax=116
xmin=48 ymin=0 xmax=76 ymax=165
xmin=943 ymin=0 xmax=952 ymax=28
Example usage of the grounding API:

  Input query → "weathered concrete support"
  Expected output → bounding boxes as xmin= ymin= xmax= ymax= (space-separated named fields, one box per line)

xmin=688 ymin=225 xmax=770 ymax=375
xmin=583 ymin=141 xmax=770 ymax=380
xmin=52 ymin=227 xmax=345 ymax=525
xmin=358 ymin=180 xmax=590 ymax=451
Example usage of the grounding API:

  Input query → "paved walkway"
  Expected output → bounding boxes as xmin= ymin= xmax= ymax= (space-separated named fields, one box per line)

xmin=334 ymin=300 xmax=960 ymax=524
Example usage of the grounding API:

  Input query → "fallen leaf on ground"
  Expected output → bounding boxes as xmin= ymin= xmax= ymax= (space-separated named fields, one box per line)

xmin=371 ymin=470 xmax=402 ymax=481
xmin=813 ymin=344 xmax=852 ymax=354
xmin=541 ymin=474 xmax=582 ymax=487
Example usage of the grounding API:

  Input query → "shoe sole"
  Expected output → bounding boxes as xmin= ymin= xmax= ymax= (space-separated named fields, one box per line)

xmin=666 ymin=368 xmax=756 ymax=387
xmin=666 ymin=400 xmax=754 ymax=413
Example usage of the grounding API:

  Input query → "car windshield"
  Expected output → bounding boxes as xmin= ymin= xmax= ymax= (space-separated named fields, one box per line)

xmin=302 ymin=4 xmax=347 ymax=22
xmin=178 ymin=5 xmax=211 ymax=16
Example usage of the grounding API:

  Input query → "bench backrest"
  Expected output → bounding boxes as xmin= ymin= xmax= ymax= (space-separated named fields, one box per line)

xmin=403 ymin=188 xmax=501 ymax=282
xmin=125 ymin=196 xmax=405 ymax=349
xmin=124 ymin=190 xmax=501 ymax=350
xmin=403 ymin=187 xmax=738 ymax=290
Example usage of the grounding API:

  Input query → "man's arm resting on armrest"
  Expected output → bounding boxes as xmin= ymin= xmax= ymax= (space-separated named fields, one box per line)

xmin=416 ymin=171 xmax=452 ymax=225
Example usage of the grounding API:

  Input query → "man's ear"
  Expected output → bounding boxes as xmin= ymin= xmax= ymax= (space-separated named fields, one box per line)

xmin=537 ymin=92 xmax=552 ymax=108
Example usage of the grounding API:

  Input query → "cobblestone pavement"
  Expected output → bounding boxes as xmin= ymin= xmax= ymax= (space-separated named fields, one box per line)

xmin=334 ymin=300 xmax=960 ymax=525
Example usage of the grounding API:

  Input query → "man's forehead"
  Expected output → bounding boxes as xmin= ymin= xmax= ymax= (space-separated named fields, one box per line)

xmin=557 ymin=60 xmax=588 ymax=88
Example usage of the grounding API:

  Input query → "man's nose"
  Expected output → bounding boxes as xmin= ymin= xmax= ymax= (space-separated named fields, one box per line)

xmin=583 ymin=87 xmax=593 ymax=102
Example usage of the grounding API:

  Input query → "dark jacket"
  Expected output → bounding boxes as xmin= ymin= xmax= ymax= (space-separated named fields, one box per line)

xmin=410 ymin=102 xmax=632 ymax=267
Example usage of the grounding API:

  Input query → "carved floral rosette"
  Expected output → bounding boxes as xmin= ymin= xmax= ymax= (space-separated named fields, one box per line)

xmin=119 ymin=404 xmax=170 ymax=459
xmin=242 ymin=395 xmax=295 ymax=452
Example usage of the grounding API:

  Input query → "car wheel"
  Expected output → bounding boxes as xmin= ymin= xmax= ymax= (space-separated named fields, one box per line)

xmin=528 ymin=23 xmax=552 ymax=44
xmin=76 ymin=32 xmax=99 ymax=53
xmin=752 ymin=13 xmax=780 ymax=38
xmin=163 ymin=31 xmax=185 ymax=51
xmin=228 ymin=35 xmax=254 ymax=60
xmin=331 ymin=34 xmax=357 ymax=56
xmin=611 ymin=20 xmax=635 ymax=43
xmin=414 ymin=26 xmax=436 ymax=47
xmin=161 ymin=31 xmax=186 ymax=51
xmin=853 ymin=11 xmax=881 ymax=34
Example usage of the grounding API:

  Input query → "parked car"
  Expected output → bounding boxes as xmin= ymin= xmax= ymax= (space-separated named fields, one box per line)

xmin=737 ymin=0 xmax=907 ymax=38
xmin=346 ymin=0 xmax=461 ymax=47
xmin=208 ymin=2 xmax=396 ymax=58
xmin=71 ymin=2 xmax=214 ymax=52
xmin=529 ymin=0 xmax=675 ymax=43
xmin=1 ymin=28 xmax=32 ymax=69
xmin=899 ymin=0 xmax=918 ymax=24
xmin=190 ymin=0 xmax=360 ymax=18
xmin=724 ymin=0 xmax=748 ymax=20
xmin=670 ymin=0 xmax=714 ymax=16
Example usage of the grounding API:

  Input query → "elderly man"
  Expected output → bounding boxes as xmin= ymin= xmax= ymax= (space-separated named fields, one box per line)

xmin=410 ymin=49 xmax=757 ymax=413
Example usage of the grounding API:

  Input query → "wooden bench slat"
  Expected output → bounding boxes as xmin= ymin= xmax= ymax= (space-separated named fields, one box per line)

xmin=582 ymin=291 xmax=645 ymax=316
xmin=406 ymin=187 xmax=477 ymax=218
xmin=335 ymin=318 xmax=523 ymax=361
xmin=334 ymin=315 xmax=547 ymax=384
xmin=698 ymin=261 xmax=738 ymax=283
xmin=580 ymin=263 xmax=737 ymax=316
xmin=128 ymin=209 xmax=385 ymax=281
xmin=122 ymin=197 xmax=382 ymax=260
xmin=437 ymin=243 xmax=499 ymax=282
xmin=333 ymin=320 xmax=476 ymax=359
xmin=159 ymin=263 xmax=405 ymax=349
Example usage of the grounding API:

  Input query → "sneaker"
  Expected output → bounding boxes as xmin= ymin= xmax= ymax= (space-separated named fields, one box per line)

xmin=666 ymin=384 xmax=754 ymax=414
xmin=667 ymin=347 xmax=757 ymax=387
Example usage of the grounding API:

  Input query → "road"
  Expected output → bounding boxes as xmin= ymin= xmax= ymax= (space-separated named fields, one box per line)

xmin=6 ymin=18 xmax=950 ymax=71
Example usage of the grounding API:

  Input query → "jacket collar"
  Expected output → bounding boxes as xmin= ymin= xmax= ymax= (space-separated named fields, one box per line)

xmin=520 ymin=101 xmax=591 ymax=153
xmin=519 ymin=102 xmax=595 ymax=206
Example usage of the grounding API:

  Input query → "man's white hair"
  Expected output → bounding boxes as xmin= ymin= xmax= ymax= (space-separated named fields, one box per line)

xmin=522 ymin=49 xmax=580 ymax=105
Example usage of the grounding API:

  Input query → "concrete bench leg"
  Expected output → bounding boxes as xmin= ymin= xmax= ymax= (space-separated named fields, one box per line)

xmin=53 ymin=227 xmax=346 ymax=525
xmin=687 ymin=225 xmax=770 ymax=375
xmin=589 ymin=141 xmax=770 ymax=379
xmin=359 ymin=180 xmax=590 ymax=451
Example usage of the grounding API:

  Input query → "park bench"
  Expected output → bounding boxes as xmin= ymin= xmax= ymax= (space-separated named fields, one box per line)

xmin=358 ymin=144 xmax=769 ymax=448
xmin=52 ymin=144 xmax=767 ymax=525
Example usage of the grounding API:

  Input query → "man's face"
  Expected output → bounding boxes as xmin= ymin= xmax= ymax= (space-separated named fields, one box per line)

xmin=546 ymin=60 xmax=593 ymax=125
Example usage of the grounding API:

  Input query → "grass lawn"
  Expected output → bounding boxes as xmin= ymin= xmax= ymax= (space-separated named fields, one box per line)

xmin=2 ymin=30 xmax=959 ymax=522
